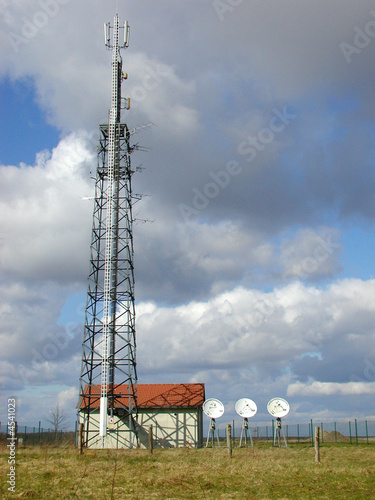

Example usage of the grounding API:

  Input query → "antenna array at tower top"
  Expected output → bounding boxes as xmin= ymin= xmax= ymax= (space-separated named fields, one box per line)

xmin=104 ymin=16 xmax=129 ymax=49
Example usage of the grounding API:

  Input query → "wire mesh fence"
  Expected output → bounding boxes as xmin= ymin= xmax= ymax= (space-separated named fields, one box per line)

xmin=214 ymin=419 xmax=375 ymax=447
xmin=0 ymin=422 xmax=76 ymax=446
xmin=1 ymin=419 xmax=375 ymax=447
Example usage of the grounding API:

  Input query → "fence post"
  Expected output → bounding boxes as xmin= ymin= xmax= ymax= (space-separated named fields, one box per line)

xmin=334 ymin=421 xmax=337 ymax=443
xmin=227 ymin=424 xmax=232 ymax=458
xmin=297 ymin=423 xmax=299 ymax=444
xmin=355 ymin=419 xmax=358 ymax=446
xmin=321 ymin=422 xmax=324 ymax=443
xmin=33 ymin=426 xmax=35 ymax=446
xmin=232 ymin=420 xmax=235 ymax=449
xmin=38 ymin=421 xmax=41 ymax=445
xmin=315 ymin=426 xmax=320 ymax=463
xmin=365 ymin=420 xmax=369 ymax=444
xmin=310 ymin=419 xmax=314 ymax=447
xmin=148 ymin=424 xmax=153 ymax=454
xmin=79 ymin=423 xmax=84 ymax=454
xmin=349 ymin=421 xmax=352 ymax=444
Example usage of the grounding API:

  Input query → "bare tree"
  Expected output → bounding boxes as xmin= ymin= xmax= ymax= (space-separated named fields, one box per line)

xmin=45 ymin=403 xmax=69 ymax=432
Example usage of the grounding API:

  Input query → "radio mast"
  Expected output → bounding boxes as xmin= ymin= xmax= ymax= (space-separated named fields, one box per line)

xmin=78 ymin=13 xmax=138 ymax=449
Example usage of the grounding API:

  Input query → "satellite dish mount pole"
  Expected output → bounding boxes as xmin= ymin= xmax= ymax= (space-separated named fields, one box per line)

xmin=239 ymin=417 xmax=253 ymax=447
xmin=206 ymin=418 xmax=220 ymax=447
xmin=273 ymin=417 xmax=287 ymax=447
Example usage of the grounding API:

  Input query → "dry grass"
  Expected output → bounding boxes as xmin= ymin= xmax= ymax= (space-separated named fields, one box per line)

xmin=1 ymin=442 xmax=375 ymax=499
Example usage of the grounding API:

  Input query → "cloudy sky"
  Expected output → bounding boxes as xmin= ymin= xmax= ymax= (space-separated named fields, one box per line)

xmin=1 ymin=0 xmax=375 ymax=431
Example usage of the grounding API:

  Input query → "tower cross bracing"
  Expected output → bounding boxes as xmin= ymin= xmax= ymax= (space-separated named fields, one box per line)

xmin=78 ymin=14 xmax=138 ymax=449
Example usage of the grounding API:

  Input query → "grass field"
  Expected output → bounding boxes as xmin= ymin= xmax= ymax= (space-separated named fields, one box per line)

xmin=1 ymin=442 xmax=375 ymax=499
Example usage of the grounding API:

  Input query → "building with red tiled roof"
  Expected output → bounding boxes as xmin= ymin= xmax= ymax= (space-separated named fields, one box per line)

xmin=79 ymin=383 xmax=205 ymax=449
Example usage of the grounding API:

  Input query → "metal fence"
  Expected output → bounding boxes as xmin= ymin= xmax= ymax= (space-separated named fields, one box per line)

xmin=0 ymin=422 xmax=75 ymax=446
xmin=215 ymin=419 xmax=375 ymax=446
xmin=1 ymin=419 xmax=375 ymax=447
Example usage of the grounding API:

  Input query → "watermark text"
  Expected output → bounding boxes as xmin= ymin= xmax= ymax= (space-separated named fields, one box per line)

xmin=7 ymin=398 xmax=16 ymax=493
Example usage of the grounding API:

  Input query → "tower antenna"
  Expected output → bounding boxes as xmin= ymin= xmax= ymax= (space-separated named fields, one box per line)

xmin=79 ymin=13 xmax=139 ymax=449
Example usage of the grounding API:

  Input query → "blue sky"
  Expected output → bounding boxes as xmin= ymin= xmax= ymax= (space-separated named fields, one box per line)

xmin=0 ymin=78 xmax=60 ymax=166
xmin=342 ymin=226 xmax=375 ymax=280
xmin=1 ymin=0 xmax=375 ymax=430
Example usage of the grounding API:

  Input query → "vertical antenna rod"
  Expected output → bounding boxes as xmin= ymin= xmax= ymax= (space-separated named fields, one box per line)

xmin=99 ymin=13 xmax=121 ymax=443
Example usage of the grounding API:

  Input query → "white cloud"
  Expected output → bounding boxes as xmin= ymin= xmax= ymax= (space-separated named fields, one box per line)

xmin=58 ymin=386 xmax=78 ymax=409
xmin=0 ymin=132 xmax=94 ymax=282
xmin=280 ymin=227 xmax=341 ymax=281
xmin=126 ymin=52 xmax=199 ymax=136
xmin=287 ymin=380 xmax=375 ymax=396
xmin=137 ymin=279 xmax=375 ymax=380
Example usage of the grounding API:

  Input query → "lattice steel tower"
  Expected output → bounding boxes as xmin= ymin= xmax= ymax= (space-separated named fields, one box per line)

xmin=78 ymin=14 xmax=138 ymax=449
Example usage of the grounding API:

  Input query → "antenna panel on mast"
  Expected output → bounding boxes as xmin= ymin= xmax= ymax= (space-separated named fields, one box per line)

xmin=124 ymin=21 xmax=130 ymax=47
xmin=104 ymin=22 xmax=111 ymax=47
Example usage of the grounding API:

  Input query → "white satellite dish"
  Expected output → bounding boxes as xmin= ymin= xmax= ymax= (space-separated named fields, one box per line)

xmin=203 ymin=398 xmax=225 ymax=419
xmin=235 ymin=398 xmax=257 ymax=418
xmin=267 ymin=397 xmax=290 ymax=418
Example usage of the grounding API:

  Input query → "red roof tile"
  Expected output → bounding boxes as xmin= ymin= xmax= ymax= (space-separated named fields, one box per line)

xmin=138 ymin=383 xmax=205 ymax=408
xmin=79 ymin=383 xmax=205 ymax=409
